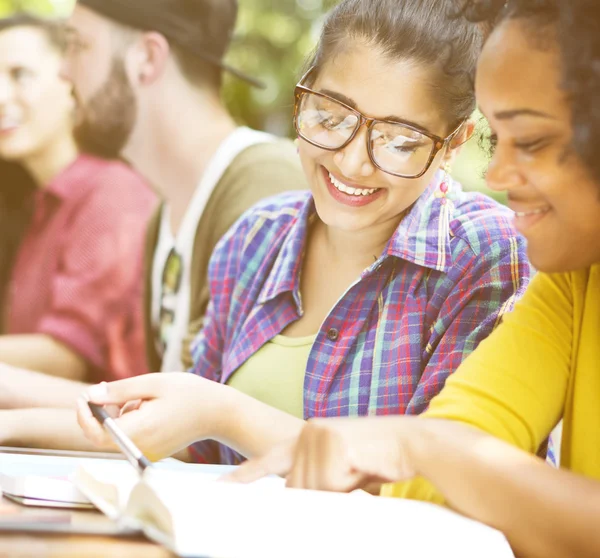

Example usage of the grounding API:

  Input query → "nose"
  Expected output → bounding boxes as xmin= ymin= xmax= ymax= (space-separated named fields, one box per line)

xmin=59 ymin=54 xmax=74 ymax=83
xmin=333 ymin=125 xmax=375 ymax=179
xmin=486 ymin=143 xmax=526 ymax=194
xmin=0 ymin=75 xmax=14 ymax=106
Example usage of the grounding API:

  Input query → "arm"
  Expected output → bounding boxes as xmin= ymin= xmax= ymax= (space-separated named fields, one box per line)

xmin=76 ymin=372 xmax=305 ymax=461
xmin=30 ymin=183 xmax=154 ymax=381
xmin=0 ymin=336 xmax=87 ymax=381
xmin=0 ymin=407 xmax=98 ymax=451
xmin=0 ymin=362 xmax=87 ymax=408
xmin=230 ymin=271 xmax=575 ymax=538
xmin=230 ymin=413 xmax=596 ymax=558
xmin=385 ymin=271 xmax=571 ymax=500
xmin=408 ymin=419 xmax=600 ymax=558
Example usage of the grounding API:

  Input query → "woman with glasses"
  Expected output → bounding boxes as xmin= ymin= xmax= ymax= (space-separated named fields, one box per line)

xmin=77 ymin=0 xmax=530 ymax=463
xmin=0 ymin=14 xmax=156 ymax=382
xmin=231 ymin=0 xmax=600 ymax=555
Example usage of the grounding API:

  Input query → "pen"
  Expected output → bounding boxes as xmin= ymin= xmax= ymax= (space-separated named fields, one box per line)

xmin=87 ymin=401 xmax=153 ymax=475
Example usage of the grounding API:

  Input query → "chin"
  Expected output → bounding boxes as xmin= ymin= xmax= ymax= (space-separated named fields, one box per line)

xmin=0 ymin=146 xmax=28 ymax=162
xmin=528 ymin=245 xmax=597 ymax=274
xmin=312 ymin=197 xmax=372 ymax=232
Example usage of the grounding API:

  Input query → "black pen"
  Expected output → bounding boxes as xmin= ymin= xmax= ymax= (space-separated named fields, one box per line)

xmin=87 ymin=401 xmax=153 ymax=475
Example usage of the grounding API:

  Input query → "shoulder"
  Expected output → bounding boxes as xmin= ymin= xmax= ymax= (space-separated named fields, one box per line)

xmin=72 ymin=154 xmax=156 ymax=211
xmin=63 ymin=156 xmax=156 ymax=231
xmin=219 ymin=135 xmax=305 ymax=192
xmin=209 ymin=191 xmax=311 ymax=278
xmin=536 ymin=266 xmax=596 ymax=303
xmin=220 ymin=191 xmax=311 ymax=243
xmin=448 ymin=185 xmax=523 ymax=258
xmin=230 ymin=137 xmax=301 ymax=169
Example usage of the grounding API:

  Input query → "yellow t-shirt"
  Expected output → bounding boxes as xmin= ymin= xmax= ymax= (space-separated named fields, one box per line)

xmin=226 ymin=334 xmax=316 ymax=419
xmin=384 ymin=264 xmax=600 ymax=500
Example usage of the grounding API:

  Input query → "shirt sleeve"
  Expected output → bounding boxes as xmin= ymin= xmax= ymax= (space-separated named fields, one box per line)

xmin=186 ymin=208 xmax=251 ymax=464
xmin=384 ymin=270 xmax=573 ymax=501
xmin=37 ymin=184 xmax=153 ymax=375
xmin=184 ymin=147 xmax=307 ymax=463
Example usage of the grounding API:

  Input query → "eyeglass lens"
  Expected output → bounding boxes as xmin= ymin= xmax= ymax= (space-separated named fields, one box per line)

xmin=296 ymin=91 xmax=436 ymax=177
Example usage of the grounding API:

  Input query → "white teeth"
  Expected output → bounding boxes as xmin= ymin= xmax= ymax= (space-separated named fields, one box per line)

xmin=328 ymin=172 xmax=378 ymax=197
xmin=514 ymin=207 xmax=550 ymax=218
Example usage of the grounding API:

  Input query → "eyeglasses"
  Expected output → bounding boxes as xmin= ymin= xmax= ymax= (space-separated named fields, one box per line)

xmin=293 ymin=68 xmax=464 ymax=179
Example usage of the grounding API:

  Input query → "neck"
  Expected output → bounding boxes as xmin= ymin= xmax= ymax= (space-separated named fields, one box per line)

xmin=22 ymin=132 xmax=79 ymax=188
xmin=315 ymin=213 xmax=405 ymax=270
xmin=123 ymin=87 xmax=237 ymax=236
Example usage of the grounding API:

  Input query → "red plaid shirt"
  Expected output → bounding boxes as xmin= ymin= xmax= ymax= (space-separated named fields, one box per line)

xmin=6 ymin=154 xmax=157 ymax=380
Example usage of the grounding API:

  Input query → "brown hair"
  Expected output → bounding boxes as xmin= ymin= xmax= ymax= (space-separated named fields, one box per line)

xmin=0 ymin=15 xmax=67 ymax=324
xmin=307 ymin=0 xmax=484 ymax=134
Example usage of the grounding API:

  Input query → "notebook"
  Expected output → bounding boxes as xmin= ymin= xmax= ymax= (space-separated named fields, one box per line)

xmin=72 ymin=463 xmax=515 ymax=558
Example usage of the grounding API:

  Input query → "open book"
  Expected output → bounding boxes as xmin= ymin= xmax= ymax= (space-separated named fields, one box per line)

xmin=73 ymin=463 xmax=514 ymax=558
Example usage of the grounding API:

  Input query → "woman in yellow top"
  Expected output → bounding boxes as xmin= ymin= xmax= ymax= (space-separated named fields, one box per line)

xmin=230 ymin=1 xmax=600 ymax=557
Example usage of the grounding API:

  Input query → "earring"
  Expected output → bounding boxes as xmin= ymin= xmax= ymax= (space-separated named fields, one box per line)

xmin=435 ymin=162 xmax=452 ymax=206
xmin=435 ymin=162 xmax=453 ymax=268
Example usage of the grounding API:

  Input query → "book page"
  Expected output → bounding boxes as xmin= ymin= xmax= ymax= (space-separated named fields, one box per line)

xmin=73 ymin=463 xmax=141 ymax=520
xmin=129 ymin=481 xmax=513 ymax=558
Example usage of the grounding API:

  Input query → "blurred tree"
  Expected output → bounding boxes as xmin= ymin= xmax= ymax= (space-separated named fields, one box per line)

xmin=0 ymin=0 xmax=73 ymax=17
xmin=224 ymin=0 xmax=337 ymax=138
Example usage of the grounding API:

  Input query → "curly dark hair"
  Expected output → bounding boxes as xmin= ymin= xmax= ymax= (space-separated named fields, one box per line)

xmin=459 ymin=0 xmax=600 ymax=184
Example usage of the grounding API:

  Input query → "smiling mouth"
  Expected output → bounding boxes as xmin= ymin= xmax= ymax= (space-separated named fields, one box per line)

xmin=328 ymin=171 xmax=380 ymax=197
xmin=513 ymin=207 xmax=551 ymax=218
xmin=0 ymin=116 xmax=20 ymax=132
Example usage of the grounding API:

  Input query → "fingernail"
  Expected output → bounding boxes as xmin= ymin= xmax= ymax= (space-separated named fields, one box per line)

xmin=87 ymin=382 xmax=109 ymax=402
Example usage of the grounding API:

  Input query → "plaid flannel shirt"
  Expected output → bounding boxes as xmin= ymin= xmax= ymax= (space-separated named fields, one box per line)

xmin=189 ymin=175 xmax=531 ymax=464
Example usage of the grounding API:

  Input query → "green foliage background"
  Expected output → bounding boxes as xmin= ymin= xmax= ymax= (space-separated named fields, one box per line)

xmin=1 ymin=0 xmax=501 ymax=201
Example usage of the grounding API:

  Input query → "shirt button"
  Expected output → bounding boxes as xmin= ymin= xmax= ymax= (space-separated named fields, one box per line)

xmin=327 ymin=328 xmax=340 ymax=341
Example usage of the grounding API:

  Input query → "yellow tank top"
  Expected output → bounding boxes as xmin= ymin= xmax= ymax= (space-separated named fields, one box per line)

xmin=226 ymin=334 xmax=316 ymax=419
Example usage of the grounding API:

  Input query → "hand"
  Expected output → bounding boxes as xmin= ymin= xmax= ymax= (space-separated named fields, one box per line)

xmin=225 ymin=416 xmax=421 ymax=492
xmin=76 ymin=373 xmax=234 ymax=461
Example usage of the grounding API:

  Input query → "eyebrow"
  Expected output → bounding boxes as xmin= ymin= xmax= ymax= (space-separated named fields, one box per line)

xmin=318 ymin=88 xmax=436 ymax=134
xmin=494 ymin=109 xmax=556 ymax=120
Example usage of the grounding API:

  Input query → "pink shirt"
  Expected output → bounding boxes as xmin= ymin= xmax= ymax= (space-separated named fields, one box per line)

xmin=6 ymin=154 xmax=157 ymax=381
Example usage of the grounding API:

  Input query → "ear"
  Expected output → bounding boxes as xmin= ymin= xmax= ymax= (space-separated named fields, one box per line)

xmin=125 ymin=31 xmax=171 ymax=87
xmin=441 ymin=119 xmax=476 ymax=166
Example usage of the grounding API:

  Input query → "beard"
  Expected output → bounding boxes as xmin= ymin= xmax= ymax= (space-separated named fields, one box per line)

xmin=73 ymin=57 xmax=137 ymax=160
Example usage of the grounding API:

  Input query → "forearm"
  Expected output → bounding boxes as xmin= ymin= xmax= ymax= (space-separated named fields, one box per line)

xmin=0 ymin=335 xmax=88 ymax=380
xmin=0 ymin=408 xmax=98 ymax=452
xmin=0 ymin=364 xmax=88 ymax=409
xmin=213 ymin=387 xmax=305 ymax=459
xmin=409 ymin=419 xmax=600 ymax=558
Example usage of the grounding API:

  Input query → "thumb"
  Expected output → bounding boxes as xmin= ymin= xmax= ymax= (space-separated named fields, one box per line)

xmin=85 ymin=374 xmax=163 ymax=405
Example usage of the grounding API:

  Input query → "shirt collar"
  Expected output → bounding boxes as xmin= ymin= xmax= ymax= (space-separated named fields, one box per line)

xmin=385 ymin=171 xmax=455 ymax=273
xmin=257 ymin=195 xmax=315 ymax=307
xmin=43 ymin=154 xmax=90 ymax=200
xmin=258 ymin=173 xmax=455 ymax=306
